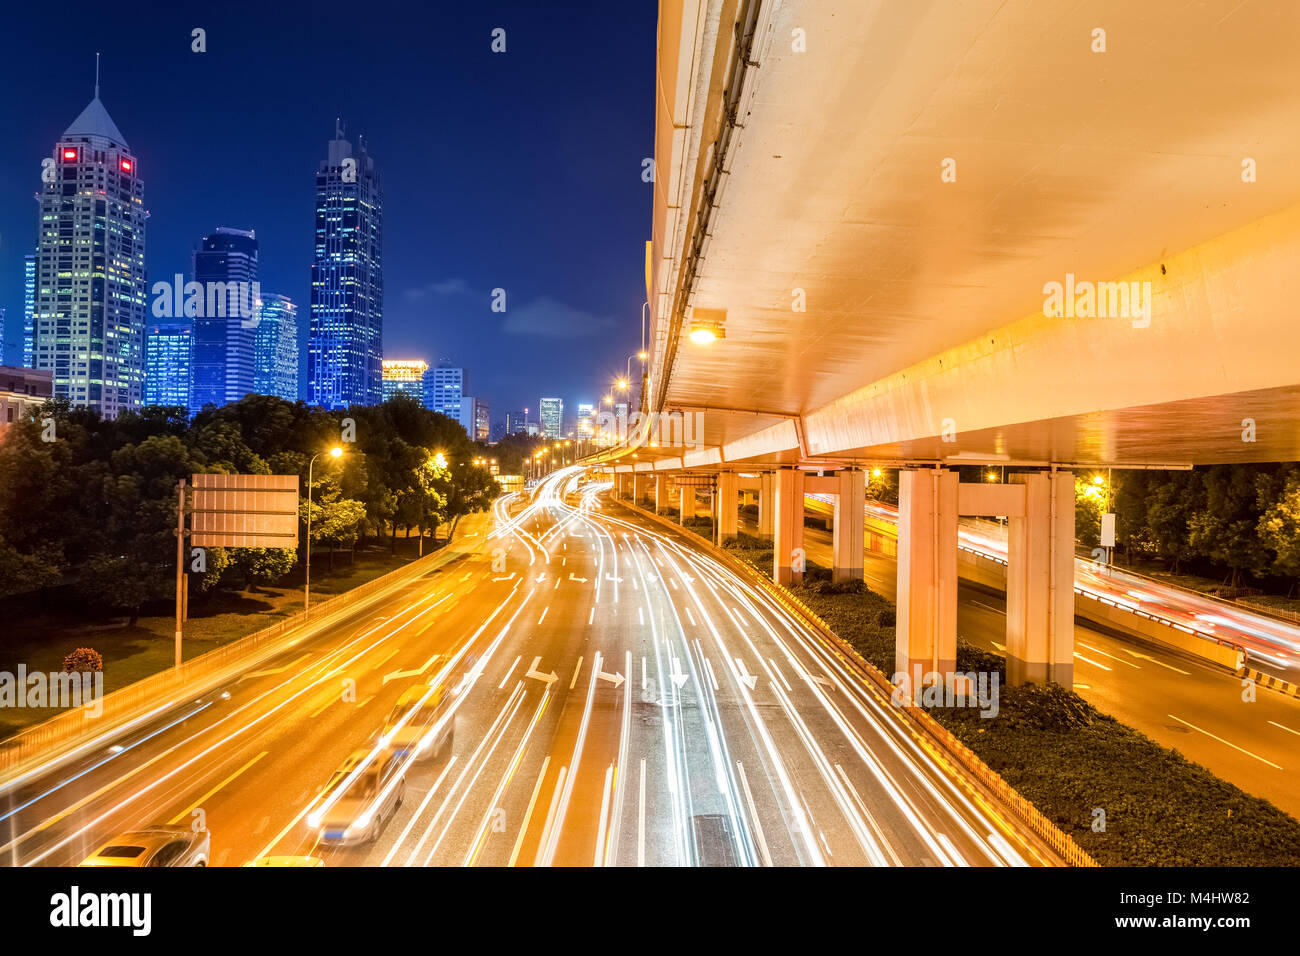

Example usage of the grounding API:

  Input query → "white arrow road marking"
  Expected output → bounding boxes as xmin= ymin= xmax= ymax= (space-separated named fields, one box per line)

xmin=808 ymin=674 xmax=834 ymax=691
xmin=669 ymin=657 xmax=689 ymax=689
xmin=598 ymin=669 xmax=625 ymax=689
xmin=492 ymin=572 xmax=516 ymax=581
xmin=383 ymin=653 xmax=442 ymax=685
xmin=238 ymin=653 xmax=311 ymax=682
xmin=734 ymin=658 xmax=758 ymax=690
xmin=605 ymin=574 xmax=623 ymax=582
xmin=569 ymin=572 xmax=588 ymax=583
xmin=536 ymin=573 xmax=547 ymax=582
xmin=525 ymin=656 xmax=558 ymax=686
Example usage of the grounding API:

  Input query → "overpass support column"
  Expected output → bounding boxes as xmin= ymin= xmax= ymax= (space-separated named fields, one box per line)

xmin=1006 ymin=471 xmax=1076 ymax=686
xmin=654 ymin=474 xmax=668 ymax=513
xmin=617 ymin=473 xmax=630 ymax=499
xmin=632 ymin=472 xmax=648 ymax=505
xmin=832 ymin=470 xmax=866 ymax=583
xmin=773 ymin=468 xmax=805 ymax=585
xmin=895 ymin=468 xmax=958 ymax=696
xmin=717 ymin=472 xmax=738 ymax=542
xmin=679 ymin=483 xmax=696 ymax=521
xmin=757 ymin=473 xmax=774 ymax=540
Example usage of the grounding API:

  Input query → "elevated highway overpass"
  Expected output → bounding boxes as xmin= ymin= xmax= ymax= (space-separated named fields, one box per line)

xmin=593 ymin=0 xmax=1300 ymax=691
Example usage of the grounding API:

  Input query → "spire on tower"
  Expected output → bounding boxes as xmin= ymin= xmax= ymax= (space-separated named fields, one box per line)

xmin=94 ymin=52 xmax=100 ymax=98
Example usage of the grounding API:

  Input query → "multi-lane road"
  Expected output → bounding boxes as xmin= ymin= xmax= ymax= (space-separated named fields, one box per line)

xmin=790 ymin=515 xmax=1300 ymax=818
xmin=0 ymin=470 xmax=1048 ymax=867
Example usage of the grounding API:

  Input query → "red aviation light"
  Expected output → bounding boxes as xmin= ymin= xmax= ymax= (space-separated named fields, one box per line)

xmin=62 ymin=149 xmax=78 ymax=160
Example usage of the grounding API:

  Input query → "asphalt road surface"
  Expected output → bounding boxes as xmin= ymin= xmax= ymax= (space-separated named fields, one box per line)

xmin=0 ymin=472 xmax=1050 ymax=868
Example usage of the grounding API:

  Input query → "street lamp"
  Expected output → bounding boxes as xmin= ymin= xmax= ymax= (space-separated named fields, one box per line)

xmin=305 ymin=445 xmax=344 ymax=617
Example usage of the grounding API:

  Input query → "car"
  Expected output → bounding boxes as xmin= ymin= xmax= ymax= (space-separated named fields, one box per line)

xmin=383 ymin=683 xmax=454 ymax=760
xmin=80 ymin=826 xmax=210 ymax=867
xmin=307 ymin=747 xmax=406 ymax=847
xmin=243 ymin=856 xmax=325 ymax=867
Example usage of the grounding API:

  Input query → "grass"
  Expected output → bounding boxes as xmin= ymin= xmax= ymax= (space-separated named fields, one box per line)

xmin=719 ymin=537 xmax=1300 ymax=865
xmin=0 ymin=536 xmax=438 ymax=740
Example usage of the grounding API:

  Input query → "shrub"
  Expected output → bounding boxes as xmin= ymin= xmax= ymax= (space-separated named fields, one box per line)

xmin=63 ymin=647 xmax=104 ymax=673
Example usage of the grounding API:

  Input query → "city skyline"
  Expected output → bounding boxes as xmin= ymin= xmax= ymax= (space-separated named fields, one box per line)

xmin=0 ymin=3 xmax=654 ymax=416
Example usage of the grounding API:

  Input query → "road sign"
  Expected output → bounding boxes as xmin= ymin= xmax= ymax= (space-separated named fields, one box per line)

xmin=190 ymin=473 xmax=299 ymax=548
xmin=1100 ymin=512 xmax=1116 ymax=548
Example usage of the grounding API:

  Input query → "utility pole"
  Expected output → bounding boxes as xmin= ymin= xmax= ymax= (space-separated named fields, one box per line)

xmin=174 ymin=478 xmax=186 ymax=669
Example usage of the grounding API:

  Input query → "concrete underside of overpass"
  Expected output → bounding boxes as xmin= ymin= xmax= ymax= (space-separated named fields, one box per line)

xmin=629 ymin=0 xmax=1300 ymax=471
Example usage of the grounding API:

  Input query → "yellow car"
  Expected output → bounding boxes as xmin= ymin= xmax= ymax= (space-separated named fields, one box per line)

xmin=80 ymin=826 xmax=210 ymax=867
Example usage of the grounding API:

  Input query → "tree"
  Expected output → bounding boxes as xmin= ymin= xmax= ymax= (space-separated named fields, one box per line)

xmin=1259 ymin=471 xmax=1300 ymax=582
xmin=1188 ymin=465 xmax=1270 ymax=587
xmin=301 ymin=475 xmax=367 ymax=571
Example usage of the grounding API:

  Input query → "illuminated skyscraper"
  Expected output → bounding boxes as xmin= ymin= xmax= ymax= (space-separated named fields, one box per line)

xmin=540 ymin=397 xmax=563 ymax=439
xmin=426 ymin=364 xmax=463 ymax=417
xmin=33 ymin=81 xmax=146 ymax=417
xmin=255 ymin=293 xmax=299 ymax=402
xmin=144 ymin=322 xmax=192 ymax=409
xmin=22 ymin=253 xmax=35 ymax=368
xmin=190 ymin=227 xmax=259 ymax=414
xmin=308 ymin=124 xmax=383 ymax=409
xmin=381 ymin=358 xmax=429 ymax=405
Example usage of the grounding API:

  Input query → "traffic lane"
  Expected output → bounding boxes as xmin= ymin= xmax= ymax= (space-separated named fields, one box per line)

xmin=6 ymin=551 xmax=526 ymax=866
xmin=609 ymin=504 xmax=1023 ymax=866
xmin=934 ymin=581 xmax=1300 ymax=819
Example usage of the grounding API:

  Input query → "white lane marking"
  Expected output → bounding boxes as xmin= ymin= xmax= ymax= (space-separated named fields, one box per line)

xmin=638 ymin=606 xmax=645 ymax=626
xmin=570 ymin=655 xmax=585 ymax=690
xmin=1073 ymin=651 xmax=1111 ymax=671
xmin=588 ymin=606 xmax=595 ymax=625
xmin=702 ymin=656 xmax=720 ymax=692
xmin=594 ymin=764 xmax=615 ymax=867
xmin=641 ymin=657 xmax=647 ymax=691
xmin=238 ymin=652 xmax=312 ymax=682
xmin=685 ymin=606 xmax=696 ymax=626
xmin=1267 ymin=720 xmax=1300 ymax=737
xmin=768 ymin=658 xmax=794 ymax=692
xmin=508 ymin=755 xmax=551 ymax=867
xmin=637 ymin=758 xmax=647 ymax=867
xmin=735 ymin=761 xmax=772 ymax=867
xmin=1168 ymin=714 xmax=1283 ymax=769
xmin=538 ymin=606 xmax=549 ymax=625
xmin=1076 ymin=642 xmax=1140 ymax=668
xmin=1120 ymin=647 xmax=1191 ymax=675
xmin=498 ymin=656 xmax=521 ymax=690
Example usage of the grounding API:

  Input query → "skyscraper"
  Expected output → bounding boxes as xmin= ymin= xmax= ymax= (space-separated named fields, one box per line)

xmin=540 ymin=397 xmax=563 ymax=439
xmin=457 ymin=396 xmax=490 ymax=442
xmin=144 ymin=322 xmax=193 ymax=409
xmin=33 ymin=82 xmax=146 ymax=417
xmin=254 ymin=293 xmax=299 ymax=402
xmin=308 ymin=125 xmax=383 ymax=409
xmin=22 ymin=253 xmax=35 ymax=368
xmin=381 ymin=359 xmax=429 ymax=405
xmin=426 ymin=364 xmax=463 ymax=418
xmin=190 ymin=227 xmax=259 ymax=414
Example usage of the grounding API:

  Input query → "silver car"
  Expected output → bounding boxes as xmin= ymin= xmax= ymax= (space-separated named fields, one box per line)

xmin=309 ymin=748 xmax=406 ymax=847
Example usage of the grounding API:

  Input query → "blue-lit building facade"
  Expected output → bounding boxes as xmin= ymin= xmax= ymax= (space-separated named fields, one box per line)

xmin=308 ymin=127 xmax=383 ymax=409
xmin=144 ymin=322 xmax=193 ymax=409
xmin=254 ymin=293 xmax=299 ymax=402
xmin=22 ymin=253 xmax=35 ymax=368
xmin=426 ymin=364 xmax=463 ymax=417
xmin=190 ymin=227 xmax=259 ymax=414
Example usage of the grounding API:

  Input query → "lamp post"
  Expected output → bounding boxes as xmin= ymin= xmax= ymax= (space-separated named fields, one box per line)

xmin=305 ymin=445 xmax=343 ymax=617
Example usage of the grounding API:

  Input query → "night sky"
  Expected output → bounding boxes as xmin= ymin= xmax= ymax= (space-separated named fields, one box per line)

xmin=0 ymin=0 xmax=655 ymax=422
